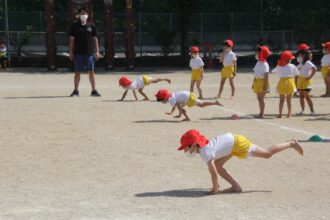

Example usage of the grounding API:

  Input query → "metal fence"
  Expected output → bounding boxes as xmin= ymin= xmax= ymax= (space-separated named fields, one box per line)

xmin=1 ymin=11 xmax=330 ymax=57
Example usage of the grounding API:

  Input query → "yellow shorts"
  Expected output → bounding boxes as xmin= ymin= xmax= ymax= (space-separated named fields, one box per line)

xmin=321 ymin=66 xmax=330 ymax=78
xmin=231 ymin=135 xmax=253 ymax=159
xmin=277 ymin=77 xmax=296 ymax=95
xmin=186 ymin=92 xmax=199 ymax=107
xmin=191 ymin=69 xmax=202 ymax=81
xmin=253 ymin=78 xmax=266 ymax=93
xmin=297 ymin=76 xmax=312 ymax=90
xmin=142 ymin=75 xmax=152 ymax=86
xmin=221 ymin=66 xmax=235 ymax=78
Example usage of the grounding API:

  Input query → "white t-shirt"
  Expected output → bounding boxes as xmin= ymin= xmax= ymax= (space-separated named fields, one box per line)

xmin=272 ymin=64 xmax=299 ymax=78
xmin=168 ymin=91 xmax=190 ymax=107
xmin=222 ymin=51 xmax=237 ymax=66
xmin=296 ymin=63 xmax=303 ymax=70
xmin=199 ymin=133 xmax=235 ymax=163
xmin=321 ymin=54 xmax=330 ymax=67
xmin=128 ymin=76 xmax=145 ymax=90
xmin=253 ymin=61 xmax=269 ymax=78
xmin=299 ymin=61 xmax=316 ymax=78
xmin=190 ymin=57 xmax=204 ymax=69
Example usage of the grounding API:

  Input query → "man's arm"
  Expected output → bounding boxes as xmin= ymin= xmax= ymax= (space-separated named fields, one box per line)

xmin=207 ymin=160 xmax=219 ymax=195
xmin=93 ymin=36 xmax=100 ymax=60
xmin=69 ymin=36 xmax=75 ymax=61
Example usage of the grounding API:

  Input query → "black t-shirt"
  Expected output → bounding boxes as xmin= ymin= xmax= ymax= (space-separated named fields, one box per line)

xmin=68 ymin=22 xmax=97 ymax=55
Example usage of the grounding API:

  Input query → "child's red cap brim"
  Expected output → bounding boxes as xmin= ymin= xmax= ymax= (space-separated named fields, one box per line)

xmin=178 ymin=129 xmax=209 ymax=150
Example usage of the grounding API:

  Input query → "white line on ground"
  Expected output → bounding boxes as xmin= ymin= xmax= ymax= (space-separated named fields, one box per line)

xmin=220 ymin=107 xmax=330 ymax=139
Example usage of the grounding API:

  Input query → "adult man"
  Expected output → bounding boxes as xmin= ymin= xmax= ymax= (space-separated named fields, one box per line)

xmin=68 ymin=7 xmax=101 ymax=97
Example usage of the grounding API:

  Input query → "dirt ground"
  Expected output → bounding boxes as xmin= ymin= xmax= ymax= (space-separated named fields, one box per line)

xmin=0 ymin=69 xmax=329 ymax=220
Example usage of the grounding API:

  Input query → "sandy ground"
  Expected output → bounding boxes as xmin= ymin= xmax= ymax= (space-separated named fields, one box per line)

xmin=0 ymin=69 xmax=330 ymax=220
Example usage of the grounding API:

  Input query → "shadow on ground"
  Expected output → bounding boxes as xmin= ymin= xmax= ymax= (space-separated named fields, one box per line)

xmin=135 ymin=188 xmax=272 ymax=198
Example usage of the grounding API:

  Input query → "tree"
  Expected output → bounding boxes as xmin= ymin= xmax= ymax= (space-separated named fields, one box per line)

xmin=125 ymin=0 xmax=134 ymax=69
xmin=104 ymin=0 xmax=115 ymax=69
xmin=45 ymin=0 xmax=56 ymax=70
xmin=178 ymin=0 xmax=194 ymax=65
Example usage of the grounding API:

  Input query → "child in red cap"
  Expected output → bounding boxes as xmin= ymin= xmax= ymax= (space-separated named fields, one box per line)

xmin=272 ymin=51 xmax=299 ymax=118
xmin=252 ymin=45 xmax=270 ymax=118
xmin=216 ymin=39 xmax=237 ymax=99
xmin=118 ymin=75 xmax=171 ymax=101
xmin=178 ymin=129 xmax=303 ymax=195
xmin=189 ymin=46 xmax=204 ymax=99
xmin=155 ymin=89 xmax=223 ymax=121
xmin=295 ymin=43 xmax=311 ymax=97
xmin=295 ymin=49 xmax=317 ymax=115
xmin=321 ymin=42 xmax=330 ymax=97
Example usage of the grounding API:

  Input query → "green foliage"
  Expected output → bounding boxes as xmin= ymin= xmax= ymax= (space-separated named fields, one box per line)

xmin=145 ymin=16 xmax=177 ymax=56
xmin=11 ymin=25 xmax=33 ymax=65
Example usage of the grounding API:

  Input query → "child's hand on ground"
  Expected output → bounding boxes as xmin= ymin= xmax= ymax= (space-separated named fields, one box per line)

xmin=165 ymin=112 xmax=172 ymax=115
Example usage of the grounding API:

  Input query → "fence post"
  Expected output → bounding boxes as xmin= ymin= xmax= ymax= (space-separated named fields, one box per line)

xmin=200 ymin=13 xmax=203 ymax=44
xmin=169 ymin=13 xmax=172 ymax=32
xmin=139 ymin=12 xmax=142 ymax=56
xmin=230 ymin=12 xmax=234 ymax=40
xmin=40 ymin=11 xmax=43 ymax=45
xmin=4 ymin=0 xmax=11 ymax=62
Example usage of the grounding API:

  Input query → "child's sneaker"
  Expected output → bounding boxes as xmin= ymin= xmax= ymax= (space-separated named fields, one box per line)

xmin=310 ymin=111 xmax=316 ymax=116
xmin=91 ymin=90 xmax=101 ymax=97
xmin=70 ymin=90 xmax=79 ymax=97
xmin=297 ymin=110 xmax=306 ymax=115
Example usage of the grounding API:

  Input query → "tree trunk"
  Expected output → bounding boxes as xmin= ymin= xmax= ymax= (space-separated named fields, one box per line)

xmin=45 ymin=0 xmax=56 ymax=70
xmin=178 ymin=0 xmax=192 ymax=66
xmin=104 ymin=0 xmax=114 ymax=69
xmin=125 ymin=0 xmax=135 ymax=69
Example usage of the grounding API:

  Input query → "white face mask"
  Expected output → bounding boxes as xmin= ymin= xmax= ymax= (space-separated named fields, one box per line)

xmin=255 ymin=54 xmax=259 ymax=60
xmin=297 ymin=56 xmax=303 ymax=63
xmin=185 ymin=149 xmax=196 ymax=157
xmin=80 ymin=15 xmax=88 ymax=22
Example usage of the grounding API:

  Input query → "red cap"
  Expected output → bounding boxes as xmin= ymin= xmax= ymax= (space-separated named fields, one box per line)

xmin=278 ymin=51 xmax=295 ymax=67
xmin=224 ymin=39 xmax=234 ymax=47
xmin=155 ymin=89 xmax=172 ymax=100
xmin=297 ymin=43 xmax=310 ymax=51
xmin=190 ymin=46 xmax=199 ymax=53
xmin=322 ymin=42 xmax=330 ymax=52
xmin=258 ymin=46 xmax=270 ymax=63
xmin=178 ymin=129 xmax=209 ymax=151
xmin=119 ymin=76 xmax=132 ymax=87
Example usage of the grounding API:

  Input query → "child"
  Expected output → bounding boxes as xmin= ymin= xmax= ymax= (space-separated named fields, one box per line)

xmin=321 ymin=42 xmax=330 ymax=97
xmin=294 ymin=43 xmax=310 ymax=97
xmin=0 ymin=40 xmax=8 ymax=69
xmin=296 ymin=50 xmax=317 ymax=115
xmin=215 ymin=39 xmax=237 ymax=99
xmin=119 ymin=75 xmax=171 ymax=101
xmin=272 ymin=51 xmax=299 ymax=118
xmin=155 ymin=89 xmax=223 ymax=121
xmin=178 ymin=129 xmax=303 ymax=195
xmin=189 ymin=46 xmax=204 ymax=99
xmin=252 ymin=45 xmax=270 ymax=118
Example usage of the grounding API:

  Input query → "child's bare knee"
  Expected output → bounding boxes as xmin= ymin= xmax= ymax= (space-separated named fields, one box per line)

xmin=263 ymin=151 xmax=272 ymax=159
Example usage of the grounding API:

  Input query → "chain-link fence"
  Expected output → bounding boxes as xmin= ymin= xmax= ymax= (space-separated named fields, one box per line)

xmin=1 ymin=11 xmax=330 ymax=57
